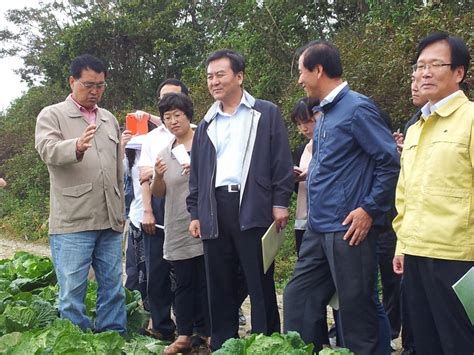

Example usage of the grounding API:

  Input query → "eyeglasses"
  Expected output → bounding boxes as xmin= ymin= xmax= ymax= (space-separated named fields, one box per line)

xmin=412 ymin=62 xmax=452 ymax=72
xmin=163 ymin=111 xmax=188 ymax=122
xmin=77 ymin=80 xmax=107 ymax=90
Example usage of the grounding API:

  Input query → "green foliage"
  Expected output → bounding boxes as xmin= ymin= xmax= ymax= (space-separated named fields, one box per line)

xmin=3 ymin=301 xmax=57 ymax=333
xmin=0 ymin=319 xmax=125 ymax=354
xmin=122 ymin=334 xmax=167 ymax=354
xmin=0 ymin=252 xmax=165 ymax=353
xmin=0 ymin=84 xmax=66 ymax=240
xmin=213 ymin=331 xmax=314 ymax=355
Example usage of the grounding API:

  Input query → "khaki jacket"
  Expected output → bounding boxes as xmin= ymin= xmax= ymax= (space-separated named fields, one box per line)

xmin=394 ymin=91 xmax=474 ymax=261
xmin=35 ymin=96 xmax=124 ymax=234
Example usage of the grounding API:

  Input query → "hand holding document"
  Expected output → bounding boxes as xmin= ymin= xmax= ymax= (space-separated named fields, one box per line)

xmin=452 ymin=267 xmax=474 ymax=325
xmin=172 ymin=144 xmax=191 ymax=175
xmin=171 ymin=144 xmax=190 ymax=165
xmin=261 ymin=221 xmax=286 ymax=274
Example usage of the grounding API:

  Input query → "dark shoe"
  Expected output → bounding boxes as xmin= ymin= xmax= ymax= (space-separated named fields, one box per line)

xmin=238 ymin=307 xmax=246 ymax=326
xmin=191 ymin=335 xmax=210 ymax=354
xmin=138 ymin=327 xmax=176 ymax=342
xmin=163 ymin=339 xmax=192 ymax=354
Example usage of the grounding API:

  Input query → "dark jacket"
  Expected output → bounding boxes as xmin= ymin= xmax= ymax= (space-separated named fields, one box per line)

xmin=307 ymin=85 xmax=400 ymax=233
xmin=403 ymin=109 xmax=422 ymax=137
xmin=186 ymin=91 xmax=294 ymax=240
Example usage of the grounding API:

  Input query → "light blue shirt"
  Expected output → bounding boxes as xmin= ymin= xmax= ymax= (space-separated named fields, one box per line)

xmin=320 ymin=81 xmax=348 ymax=107
xmin=215 ymin=92 xmax=253 ymax=187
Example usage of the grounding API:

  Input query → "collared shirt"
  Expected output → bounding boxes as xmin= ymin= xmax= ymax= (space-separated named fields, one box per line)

xmin=137 ymin=124 xmax=174 ymax=168
xmin=420 ymin=90 xmax=461 ymax=118
xmin=320 ymin=81 xmax=348 ymax=107
xmin=69 ymin=94 xmax=98 ymax=124
xmin=214 ymin=92 xmax=253 ymax=187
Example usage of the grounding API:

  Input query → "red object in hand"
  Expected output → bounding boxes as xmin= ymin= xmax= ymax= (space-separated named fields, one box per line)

xmin=126 ymin=113 xmax=149 ymax=135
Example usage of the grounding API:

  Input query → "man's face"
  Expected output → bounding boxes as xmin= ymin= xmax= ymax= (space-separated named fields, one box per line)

xmin=298 ymin=53 xmax=321 ymax=99
xmin=414 ymin=40 xmax=464 ymax=104
xmin=207 ymin=58 xmax=243 ymax=103
xmin=410 ymin=74 xmax=427 ymax=107
xmin=159 ymin=84 xmax=182 ymax=99
xmin=69 ymin=68 xmax=106 ymax=109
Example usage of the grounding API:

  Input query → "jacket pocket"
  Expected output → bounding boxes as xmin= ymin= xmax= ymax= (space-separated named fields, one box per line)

xmin=424 ymin=134 xmax=470 ymax=189
xmin=255 ymin=176 xmax=272 ymax=191
xmin=61 ymin=183 xmax=93 ymax=221
xmin=108 ymin=134 xmax=119 ymax=144
xmin=420 ymin=186 xmax=470 ymax=246
xmin=62 ymin=183 xmax=93 ymax=197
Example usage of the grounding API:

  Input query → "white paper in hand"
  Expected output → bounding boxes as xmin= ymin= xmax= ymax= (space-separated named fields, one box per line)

xmin=261 ymin=221 xmax=285 ymax=274
xmin=171 ymin=144 xmax=190 ymax=165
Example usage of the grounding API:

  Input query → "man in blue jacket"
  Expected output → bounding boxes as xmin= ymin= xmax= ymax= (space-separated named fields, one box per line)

xmin=283 ymin=40 xmax=400 ymax=354
xmin=187 ymin=49 xmax=293 ymax=350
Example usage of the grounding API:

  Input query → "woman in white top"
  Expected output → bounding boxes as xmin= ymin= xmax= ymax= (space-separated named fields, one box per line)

xmin=291 ymin=98 xmax=320 ymax=255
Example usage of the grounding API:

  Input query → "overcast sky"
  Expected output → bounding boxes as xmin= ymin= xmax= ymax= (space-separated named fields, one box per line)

xmin=0 ymin=0 xmax=43 ymax=112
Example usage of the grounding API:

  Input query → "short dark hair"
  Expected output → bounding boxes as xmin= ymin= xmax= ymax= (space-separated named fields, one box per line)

xmin=298 ymin=40 xmax=343 ymax=78
xmin=156 ymin=78 xmax=189 ymax=97
xmin=158 ymin=93 xmax=194 ymax=122
xmin=206 ymin=49 xmax=245 ymax=74
xmin=415 ymin=32 xmax=470 ymax=83
xmin=70 ymin=54 xmax=107 ymax=79
xmin=290 ymin=97 xmax=320 ymax=124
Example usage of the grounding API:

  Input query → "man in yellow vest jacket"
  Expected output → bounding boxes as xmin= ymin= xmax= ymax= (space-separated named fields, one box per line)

xmin=393 ymin=32 xmax=474 ymax=355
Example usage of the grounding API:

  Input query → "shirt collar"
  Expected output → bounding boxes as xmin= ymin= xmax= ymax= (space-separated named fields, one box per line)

xmin=69 ymin=94 xmax=98 ymax=113
xmin=204 ymin=89 xmax=256 ymax=122
xmin=420 ymin=90 xmax=461 ymax=119
xmin=320 ymin=81 xmax=348 ymax=107
xmin=216 ymin=90 xmax=253 ymax=117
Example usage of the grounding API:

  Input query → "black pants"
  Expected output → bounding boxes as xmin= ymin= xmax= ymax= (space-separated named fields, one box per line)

xmin=169 ymin=256 xmax=210 ymax=337
xmin=203 ymin=189 xmax=280 ymax=350
xmin=284 ymin=229 xmax=378 ymax=354
xmin=125 ymin=222 xmax=148 ymax=303
xmin=144 ymin=229 xmax=174 ymax=335
xmin=376 ymin=229 xmax=402 ymax=339
xmin=404 ymin=255 xmax=474 ymax=355
xmin=295 ymin=229 xmax=305 ymax=256
xmin=400 ymin=277 xmax=415 ymax=351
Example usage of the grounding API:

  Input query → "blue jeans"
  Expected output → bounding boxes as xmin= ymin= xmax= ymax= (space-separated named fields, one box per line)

xmin=49 ymin=229 xmax=126 ymax=332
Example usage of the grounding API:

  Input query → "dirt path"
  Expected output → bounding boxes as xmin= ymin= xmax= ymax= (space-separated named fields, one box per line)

xmin=0 ymin=236 xmax=50 ymax=259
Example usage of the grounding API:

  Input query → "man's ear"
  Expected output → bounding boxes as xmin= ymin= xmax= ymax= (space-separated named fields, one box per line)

xmin=237 ymin=72 xmax=244 ymax=86
xmin=68 ymin=76 xmax=75 ymax=90
xmin=454 ymin=66 xmax=465 ymax=85
xmin=314 ymin=64 xmax=324 ymax=80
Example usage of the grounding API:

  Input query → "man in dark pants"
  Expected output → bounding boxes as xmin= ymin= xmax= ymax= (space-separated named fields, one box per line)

xmin=187 ymin=49 xmax=293 ymax=350
xmin=283 ymin=40 xmax=400 ymax=354
xmin=393 ymin=32 xmax=474 ymax=355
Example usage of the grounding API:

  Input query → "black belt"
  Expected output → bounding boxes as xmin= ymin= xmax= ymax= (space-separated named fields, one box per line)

xmin=216 ymin=184 xmax=240 ymax=192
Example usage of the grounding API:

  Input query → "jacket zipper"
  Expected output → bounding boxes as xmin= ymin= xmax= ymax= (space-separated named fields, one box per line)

xmin=307 ymin=114 xmax=324 ymax=230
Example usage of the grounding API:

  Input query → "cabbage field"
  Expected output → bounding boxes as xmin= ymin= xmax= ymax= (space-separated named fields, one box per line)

xmin=0 ymin=252 xmax=352 ymax=354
